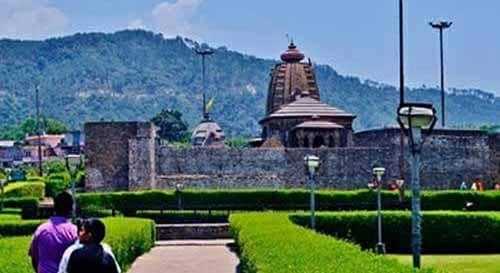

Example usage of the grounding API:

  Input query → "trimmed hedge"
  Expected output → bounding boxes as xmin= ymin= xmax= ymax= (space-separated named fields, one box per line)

xmin=291 ymin=211 xmax=500 ymax=254
xmin=0 ymin=219 xmax=44 ymax=236
xmin=0 ymin=217 xmax=155 ymax=273
xmin=77 ymin=190 xmax=500 ymax=213
xmin=4 ymin=182 xmax=45 ymax=199
xmin=45 ymin=172 xmax=71 ymax=198
xmin=230 ymin=213 xmax=439 ymax=273
xmin=3 ymin=197 xmax=39 ymax=219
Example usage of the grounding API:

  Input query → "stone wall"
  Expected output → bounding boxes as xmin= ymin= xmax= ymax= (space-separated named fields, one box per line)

xmin=85 ymin=122 xmax=155 ymax=191
xmin=86 ymin=122 xmax=499 ymax=191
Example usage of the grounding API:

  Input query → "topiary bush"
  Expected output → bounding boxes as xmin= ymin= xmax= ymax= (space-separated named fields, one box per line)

xmin=45 ymin=172 xmax=71 ymax=197
xmin=4 ymin=182 xmax=45 ymax=199
xmin=0 ymin=220 xmax=44 ymax=236
xmin=291 ymin=211 xmax=500 ymax=254
xmin=230 ymin=213 xmax=439 ymax=273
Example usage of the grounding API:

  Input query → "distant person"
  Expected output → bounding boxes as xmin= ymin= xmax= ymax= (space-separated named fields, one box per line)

xmin=494 ymin=183 xmax=500 ymax=191
xmin=61 ymin=218 xmax=121 ymax=273
xmin=459 ymin=181 xmax=468 ymax=190
xmin=29 ymin=192 xmax=78 ymax=273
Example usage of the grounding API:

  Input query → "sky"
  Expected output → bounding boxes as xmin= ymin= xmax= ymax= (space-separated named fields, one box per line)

xmin=1 ymin=0 xmax=499 ymax=96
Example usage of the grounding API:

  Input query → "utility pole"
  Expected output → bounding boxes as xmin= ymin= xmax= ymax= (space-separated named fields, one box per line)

xmin=398 ymin=0 xmax=406 ymax=182
xmin=430 ymin=21 xmax=452 ymax=128
xmin=195 ymin=48 xmax=214 ymax=120
xmin=35 ymin=86 xmax=43 ymax=177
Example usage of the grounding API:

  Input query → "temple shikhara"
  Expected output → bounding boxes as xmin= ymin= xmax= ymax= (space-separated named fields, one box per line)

xmin=260 ymin=42 xmax=356 ymax=148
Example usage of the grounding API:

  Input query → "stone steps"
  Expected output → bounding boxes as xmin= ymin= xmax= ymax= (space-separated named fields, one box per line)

xmin=156 ymin=223 xmax=231 ymax=241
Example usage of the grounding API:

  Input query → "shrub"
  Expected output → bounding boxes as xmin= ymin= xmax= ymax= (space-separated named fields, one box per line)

xmin=0 ymin=217 xmax=155 ymax=273
xmin=291 ymin=211 xmax=500 ymax=254
xmin=76 ymin=190 xmax=500 ymax=212
xmin=103 ymin=217 xmax=155 ymax=271
xmin=0 ymin=220 xmax=44 ymax=236
xmin=45 ymin=172 xmax=71 ymax=197
xmin=3 ymin=198 xmax=39 ymax=219
xmin=25 ymin=176 xmax=46 ymax=183
xmin=4 ymin=182 xmax=45 ymax=199
xmin=230 ymin=213 xmax=439 ymax=273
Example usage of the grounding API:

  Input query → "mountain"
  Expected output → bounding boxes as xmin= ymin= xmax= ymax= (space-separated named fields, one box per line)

xmin=0 ymin=30 xmax=498 ymax=137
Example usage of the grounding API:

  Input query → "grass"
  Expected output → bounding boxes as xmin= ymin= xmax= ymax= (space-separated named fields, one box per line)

xmin=390 ymin=254 xmax=500 ymax=273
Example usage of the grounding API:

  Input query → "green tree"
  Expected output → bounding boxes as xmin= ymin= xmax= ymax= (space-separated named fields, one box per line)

xmin=150 ymin=109 xmax=189 ymax=142
xmin=0 ymin=118 xmax=68 ymax=140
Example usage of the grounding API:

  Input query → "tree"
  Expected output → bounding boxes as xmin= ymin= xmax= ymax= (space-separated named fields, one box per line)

xmin=150 ymin=109 xmax=189 ymax=142
xmin=0 ymin=118 xmax=69 ymax=141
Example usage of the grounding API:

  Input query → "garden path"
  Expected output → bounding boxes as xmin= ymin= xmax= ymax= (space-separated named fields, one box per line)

xmin=127 ymin=240 xmax=240 ymax=273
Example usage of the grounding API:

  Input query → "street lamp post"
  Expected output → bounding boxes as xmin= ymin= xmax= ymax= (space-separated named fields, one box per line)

xmin=430 ymin=21 xmax=452 ymax=128
xmin=397 ymin=103 xmax=437 ymax=269
xmin=65 ymin=155 xmax=82 ymax=221
xmin=372 ymin=165 xmax=386 ymax=254
xmin=195 ymin=48 xmax=215 ymax=120
xmin=304 ymin=155 xmax=320 ymax=230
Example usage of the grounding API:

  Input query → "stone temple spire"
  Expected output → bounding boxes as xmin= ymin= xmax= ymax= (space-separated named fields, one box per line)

xmin=280 ymin=41 xmax=305 ymax=63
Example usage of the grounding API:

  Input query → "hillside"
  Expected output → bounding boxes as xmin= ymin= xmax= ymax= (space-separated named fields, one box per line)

xmin=0 ymin=30 xmax=498 ymax=137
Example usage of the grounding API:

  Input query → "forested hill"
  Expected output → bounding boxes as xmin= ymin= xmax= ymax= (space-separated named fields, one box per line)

xmin=0 ymin=30 xmax=498 ymax=137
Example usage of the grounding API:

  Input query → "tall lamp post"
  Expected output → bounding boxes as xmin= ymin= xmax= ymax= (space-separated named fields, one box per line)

xmin=372 ymin=165 xmax=386 ymax=254
xmin=304 ymin=155 xmax=320 ymax=230
xmin=397 ymin=103 xmax=437 ymax=269
xmin=430 ymin=21 xmax=452 ymax=128
xmin=398 ymin=0 xmax=406 ymax=186
xmin=194 ymin=47 xmax=215 ymax=120
xmin=65 ymin=154 xmax=82 ymax=221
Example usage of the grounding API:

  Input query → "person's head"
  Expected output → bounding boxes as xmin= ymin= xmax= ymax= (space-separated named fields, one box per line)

xmin=54 ymin=191 xmax=73 ymax=217
xmin=79 ymin=218 xmax=106 ymax=244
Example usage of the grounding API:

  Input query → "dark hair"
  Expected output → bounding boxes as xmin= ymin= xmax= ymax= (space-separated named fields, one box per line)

xmin=82 ymin=218 xmax=106 ymax=243
xmin=54 ymin=191 xmax=73 ymax=217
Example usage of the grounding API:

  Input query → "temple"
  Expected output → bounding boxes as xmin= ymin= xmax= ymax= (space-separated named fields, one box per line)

xmin=260 ymin=42 xmax=356 ymax=147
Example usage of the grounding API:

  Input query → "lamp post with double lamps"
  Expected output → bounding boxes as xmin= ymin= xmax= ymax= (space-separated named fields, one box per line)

xmin=304 ymin=155 xmax=320 ymax=230
xmin=397 ymin=103 xmax=437 ymax=269
xmin=372 ymin=165 xmax=386 ymax=254
xmin=65 ymin=154 xmax=83 ymax=221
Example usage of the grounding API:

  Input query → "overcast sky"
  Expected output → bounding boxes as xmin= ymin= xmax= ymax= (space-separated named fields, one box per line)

xmin=1 ymin=0 xmax=499 ymax=96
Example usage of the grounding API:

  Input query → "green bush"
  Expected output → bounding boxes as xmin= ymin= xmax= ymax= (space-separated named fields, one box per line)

xmin=45 ymin=172 xmax=71 ymax=197
xmin=0 ymin=220 xmax=44 ymax=236
xmin=0 ymin=217 xmax=155 ymax=273
xmin=3 ymin=197 xmax=39 ymax=219
xmin=25 ymin=176 xmax=46 ymax=183
xmin=4 ymin=182 xmax=45 ymax=199
xmin=291 ymin=211 xmax=500 ymax=254
xmin=77 ymin=190 xmax=500 ymax=213
xmin=230 ymin=213 xmax=439 ymax=273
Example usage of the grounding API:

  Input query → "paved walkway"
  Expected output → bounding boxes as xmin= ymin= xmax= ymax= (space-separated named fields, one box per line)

xmin=127 ymin=240 xmax=239 ymax=273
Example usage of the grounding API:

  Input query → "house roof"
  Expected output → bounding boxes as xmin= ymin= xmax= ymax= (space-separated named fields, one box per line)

xmin=0 ymin=141 xmax=16 ymax=148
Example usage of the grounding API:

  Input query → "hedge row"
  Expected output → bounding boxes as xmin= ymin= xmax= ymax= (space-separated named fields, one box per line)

xmin=3 ymin=197 xmax=39 ymax=218
xmin=229 ymin=213 xmax=439 ymax=273
xmin=291 ymin=211 xmax=500 ymax=254
xmin=77 ymin=190 xmax=500 ymax=213
xmin=0 ymin=217 xmax=155 ymax=273
xmin=4 ymin=182 xmax=45 ymax=199
xmin=0 ymin=219 xmax=44 ymax=236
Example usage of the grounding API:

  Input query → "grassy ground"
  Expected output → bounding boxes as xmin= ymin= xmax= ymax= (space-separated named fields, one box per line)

xmin=389 ymin=254 xmax=500 ymax=273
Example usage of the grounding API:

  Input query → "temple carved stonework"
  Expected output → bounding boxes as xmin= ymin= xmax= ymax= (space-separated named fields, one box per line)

xmin=261 ymin=42 xmax=356 ymax=148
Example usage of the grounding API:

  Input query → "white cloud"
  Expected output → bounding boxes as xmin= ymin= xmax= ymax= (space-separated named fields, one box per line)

xmin=151 ymin=0 xmax=203 ymax=38
xmin=127 ymin=19 xmax=146 ymax=30
xmin=0 ymin=0 xmax=68 ymax=40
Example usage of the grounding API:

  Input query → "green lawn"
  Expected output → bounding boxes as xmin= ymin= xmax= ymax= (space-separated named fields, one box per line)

xmin=390 ymin=254 xmax=500 ymax=273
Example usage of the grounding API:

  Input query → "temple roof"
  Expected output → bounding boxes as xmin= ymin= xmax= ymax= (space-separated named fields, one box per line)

xmin=191 ymin=119 xmax=225 ymax=146
xmin=294 ymin=120 xmax=344 ymax=130
xmin=280 ymin=42 xmax=305 ymax=63
xmin=266 ymin=42 xmax=320 ymax=115
xmin=261 ymin=96 xmax=355 ymax=123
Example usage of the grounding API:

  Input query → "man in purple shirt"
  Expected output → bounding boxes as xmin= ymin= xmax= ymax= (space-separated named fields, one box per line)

xmin=29 ymin=192 xmax=78 ymax=273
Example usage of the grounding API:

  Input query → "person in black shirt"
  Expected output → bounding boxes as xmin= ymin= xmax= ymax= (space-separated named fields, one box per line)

xmin=66 ymin=218 xmax=120 ymax=273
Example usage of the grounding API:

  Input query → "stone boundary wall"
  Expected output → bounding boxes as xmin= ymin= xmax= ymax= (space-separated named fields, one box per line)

xmin=87 ymin=122 xmax=499 ymax=191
